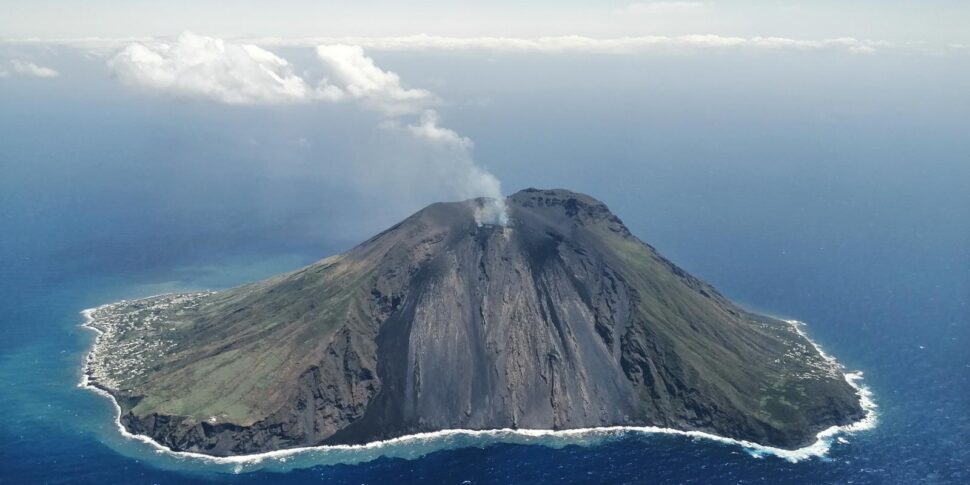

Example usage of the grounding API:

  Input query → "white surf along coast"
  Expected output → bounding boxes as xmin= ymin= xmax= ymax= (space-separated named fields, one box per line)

xmin=78 ymin=294 xmax=878 ymax=472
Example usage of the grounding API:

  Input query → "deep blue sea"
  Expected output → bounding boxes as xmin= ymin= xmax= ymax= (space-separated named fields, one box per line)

xmin=1 ymin=49 xmax=968 ymax=483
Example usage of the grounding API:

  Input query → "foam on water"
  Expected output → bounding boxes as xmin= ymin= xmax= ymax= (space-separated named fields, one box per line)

xmin=79 ymin=306 xmax=878 ymax=474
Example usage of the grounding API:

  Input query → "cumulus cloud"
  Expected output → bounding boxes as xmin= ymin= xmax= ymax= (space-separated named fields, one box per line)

xmin=252 ymin=34 xmax=885 ymax=55
xmin=108 ymin=32 xmax=509 ymax=225
xmin=108 ymin=33 xmax=438 ymax=112
xmin=5 ymin=59 xmax=60 ymax=78
xmin=614 ymin=2 xmax=713 ymax=15
xmin=109 ymin=32 xmax=311 ymax=104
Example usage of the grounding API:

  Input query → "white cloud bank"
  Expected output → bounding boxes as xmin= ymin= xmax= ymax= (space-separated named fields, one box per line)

xmin=1 ymin=59 xmax=60 ymax=78
xmin=109 ymin=32 xmax=508 ymax=225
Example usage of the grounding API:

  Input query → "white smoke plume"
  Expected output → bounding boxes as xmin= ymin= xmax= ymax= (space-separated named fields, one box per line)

xmin=311 ymin=44 xmax=508 ymax=225
xmin=401 ymin=110 xmax=508 ymax=226
xmin=108 ymin=32 xmax=509 ymax=225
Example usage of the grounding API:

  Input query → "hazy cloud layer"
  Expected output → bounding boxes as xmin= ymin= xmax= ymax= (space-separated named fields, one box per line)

xmin=4 ymin=34 xmax=924 ymax=56
xmin=249 ymin=34 xmax=887 ymax=54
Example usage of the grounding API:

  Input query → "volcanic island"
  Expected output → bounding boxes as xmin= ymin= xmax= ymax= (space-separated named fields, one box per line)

xmin=82 ymin=188 xmax=869 ymax=457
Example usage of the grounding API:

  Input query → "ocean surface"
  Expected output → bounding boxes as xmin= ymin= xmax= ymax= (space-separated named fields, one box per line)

xmin=1 ymin=49 xmax=969 ymax=483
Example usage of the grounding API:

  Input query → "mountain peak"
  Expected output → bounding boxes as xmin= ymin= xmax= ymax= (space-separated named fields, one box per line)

xmin=509 ymin=187 xmax=631 ymax=235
